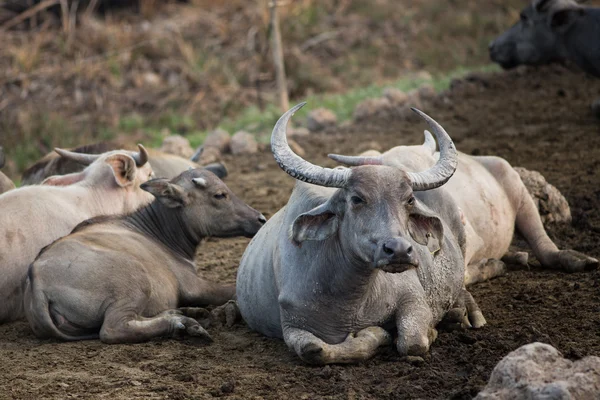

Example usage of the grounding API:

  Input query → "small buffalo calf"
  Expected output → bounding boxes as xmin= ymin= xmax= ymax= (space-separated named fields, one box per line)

xmin=24 ymin=168 xmax=266 ymax=343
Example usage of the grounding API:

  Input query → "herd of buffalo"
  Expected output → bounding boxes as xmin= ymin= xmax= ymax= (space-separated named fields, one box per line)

xmin=0 ymin=0 xmax=598 ymax=368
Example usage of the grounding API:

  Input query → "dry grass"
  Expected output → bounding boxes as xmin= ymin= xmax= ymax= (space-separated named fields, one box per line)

xmin=1 ymin=0 xmax=573 ymax=179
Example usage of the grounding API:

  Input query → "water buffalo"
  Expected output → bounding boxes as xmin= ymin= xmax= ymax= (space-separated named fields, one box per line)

xmin=0 ymin=146 xmax=154 ymax=323
xmin=25 ymin=168 xmax=266 ymax=343
xmin=21 ymin=142 xmax=227 ymax=185
xmin=237 ymin=103 xmax=598 ymax=365
xmin=489 ymin=0 xmax=600 ymax=77
xmin=0 ymin=146 xmax=15 ymax=194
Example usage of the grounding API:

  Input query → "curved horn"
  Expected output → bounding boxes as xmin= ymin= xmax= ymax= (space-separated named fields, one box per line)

xmin=54 ymin=148 xmax=101 ymax=166
xmin=407 ymin=108 xmax=458 ymax=191
xmin=327 ymin=153 xmax=383 ymax=166
xmin=272 ymin=103 xmax=351 ymax=188
xmin=190 ymin=145 xmax=204 ymax=162
xmin=422 ymin=130 xmax=436 ymax=154
xmin=132 ymin=144 xmax=149 ymax=167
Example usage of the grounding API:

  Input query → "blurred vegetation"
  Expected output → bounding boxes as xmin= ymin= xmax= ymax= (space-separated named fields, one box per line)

xmin=0 ymin=0 xmax=525 ymax=179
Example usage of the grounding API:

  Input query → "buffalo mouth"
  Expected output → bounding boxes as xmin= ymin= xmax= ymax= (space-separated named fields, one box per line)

xmin=378 ymin=262 xmax=418 ymax=274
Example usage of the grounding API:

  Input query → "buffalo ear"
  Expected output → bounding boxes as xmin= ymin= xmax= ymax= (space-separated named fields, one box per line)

xmin=105 ymin=154 xmax=136 ymax=187
xmin=141 ymin=178 xmax=188 ymax=208
xmin=550 ymin=8 xmax=583 ymax=32
xmin=408 ymin=213 xmax=444 ymax=255
xmin=42 ymin=172 xmax=86 ymax=186
xmin=291 ymin=202 xmax=339 ymax=244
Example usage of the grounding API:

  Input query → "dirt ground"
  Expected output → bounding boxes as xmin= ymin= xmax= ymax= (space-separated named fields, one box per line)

xmin=1 ymin=65 xmax=599 ymax=399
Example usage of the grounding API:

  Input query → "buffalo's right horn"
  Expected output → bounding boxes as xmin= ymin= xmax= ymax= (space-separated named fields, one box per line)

xmin=406 ymin=108 xmax=457 ymax=191
xmin=271 ymin=103 xmax=351 ymax=188
xmin=54 ymin=148 xmax=102 ymax=166
xmin=131 ymin=144 xmax=149 ymax=167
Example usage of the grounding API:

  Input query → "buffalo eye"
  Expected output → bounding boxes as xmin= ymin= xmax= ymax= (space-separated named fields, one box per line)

xmin=520 ymin=13 xmax=528 ymax=22
xmin=350 ymin=195 xmax=364 ymax=205
xmin=407 ymin=196 xmax=415 ymax=206
xmin=214 ymin=193 xmax=227 ymax=200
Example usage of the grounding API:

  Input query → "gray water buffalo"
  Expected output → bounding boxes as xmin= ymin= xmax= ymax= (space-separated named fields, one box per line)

xmin=25 ymin=168 xmax=266 ymax=343
xmin=21 ymin=142 xmax=227 ymax=185
xmin=489 ymin=0 xmax=600 ymax=77
xmin=236 ymin=103 xmax=598 ymax=365
xmin=0 ymin=146 xmax=15 ymax=194
xmin=0 ymin=146 xmax=154 ymax=323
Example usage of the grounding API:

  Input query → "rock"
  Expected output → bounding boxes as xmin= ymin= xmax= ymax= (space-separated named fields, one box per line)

xmin=143 ymin=72 xmax=161 ymax=87
xmin=230 ymin=131 xmax=258 ymax=155
xmin=306 ymin=108 xmax=337 ymax=132
xmin=193 ymin=146 xmax=222 ymax=165
xmin=591 ymin=98 xmax=600 ymax=120
xmin=203 ymin=128 xmax=231 ymax=153
xmin=383 ymin=87 xmax=409 ymax=106
xmin=288 ymin=127 xmax=310 ymax=138
xmin=513 ymin=167 xmax=572 ymax=224
xmin=287 ymin=139 xmax=305 ymax=157
xmin=406 ymin=89 xmax=423 ymax=109
xmin=159 ymin=135 xmax=194 ymax=159
xmin=414 ymin=70 xmax=433 ymax=81
xmin=220 ymin=379 xmax=235 ymax=394
xmin=417 ymin=84 xmax=436 ymax=102
xmin=353 ymin=97 xmax=393 ymax=121
xmin=475 ymin=342 xmax=600 ymax=399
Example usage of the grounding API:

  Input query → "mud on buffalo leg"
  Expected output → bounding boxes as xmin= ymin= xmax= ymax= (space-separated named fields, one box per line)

xmin=395 ymin=294 xmax=436 ymax=356
xmin=282 ymin=326 xmax=392 ymax=365
xmin=515 ymin=185 xmax=599 ymax=272
xmin=99 ymin=305 xmax=211 ymax=344
xmin=441 ymin=288 xmax=486 ymax=329
xmin=464 ymin=258 xmax=506 ymax=285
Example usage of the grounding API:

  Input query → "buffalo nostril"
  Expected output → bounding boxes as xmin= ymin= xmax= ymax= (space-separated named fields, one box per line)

xmin=383 ymin=244 xmax=394 ymax=256
xmin=405 ymin=245 xmax=413 ymax=255
xmin=258 ymin=214 xmax=267 ymax=224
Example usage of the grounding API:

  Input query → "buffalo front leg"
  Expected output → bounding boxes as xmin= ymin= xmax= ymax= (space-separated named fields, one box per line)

xmin=464 ymin=258 xmax=507 ymax=285
xmin=100 ymin=308 xmax=212 ymax=344
xmin=283 ymin=326 xmax=392 ymax=365
xmin=515 ymin=188 xmax=598 ymax=272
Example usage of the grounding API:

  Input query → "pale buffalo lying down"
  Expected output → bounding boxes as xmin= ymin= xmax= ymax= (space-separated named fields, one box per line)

xmin=237 ymin=104 xmax=598 ymax=365
xmin=25 ymin=168 xmax=266 ymax=343
xmin=0 ymin=146 xmax=15 ymax=194
xmin=21 ymin=142 xmax=227 ymax=185
xmin=0 ymin=146 xmax=154 ymax=323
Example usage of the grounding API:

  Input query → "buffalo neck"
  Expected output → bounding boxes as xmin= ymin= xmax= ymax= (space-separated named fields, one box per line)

xmin=124 ymin=201 xmax=200 ymax=261
xmin=316 ymin=236 xmax=378 ymax=298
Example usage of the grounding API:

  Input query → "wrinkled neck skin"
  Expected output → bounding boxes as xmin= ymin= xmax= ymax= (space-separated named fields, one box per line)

xmin=124 ymin=201 xmax=200 ymax=261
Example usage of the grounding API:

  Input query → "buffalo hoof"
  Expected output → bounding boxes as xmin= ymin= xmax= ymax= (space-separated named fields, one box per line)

xmin=178 ymin=307 xmax=212 ymax=328
xmin=558 ymin=250 xmax=599 ymax=273
xmin=397 ymin=329 xmax=433 ymax=357
xmin=298 ymin=342 xmax=326 ymax=365
xmin=172 ymin=315 xmax=213 ymax=343
xmin=210 ymin=300 xmax=240 ymax=328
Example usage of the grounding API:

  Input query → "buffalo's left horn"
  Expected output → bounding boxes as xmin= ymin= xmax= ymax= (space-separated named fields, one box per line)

xmin=407 ymin=108 xmax=457 ymax=191
xmin=54 ymin=148 xmax=102 ymax=166
xmin=132 ymin=144 xmax=149 ymax=167
xmin=272 ymin=102 xmax=351 ymax=188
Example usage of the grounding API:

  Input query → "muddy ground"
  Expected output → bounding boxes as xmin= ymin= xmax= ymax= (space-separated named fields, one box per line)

xmin=0 ymin=65 xmax=599 ymax=399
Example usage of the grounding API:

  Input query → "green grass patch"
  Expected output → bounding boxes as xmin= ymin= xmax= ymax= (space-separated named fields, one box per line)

xmin=188 ymin=64 xmax=500 ymax=144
